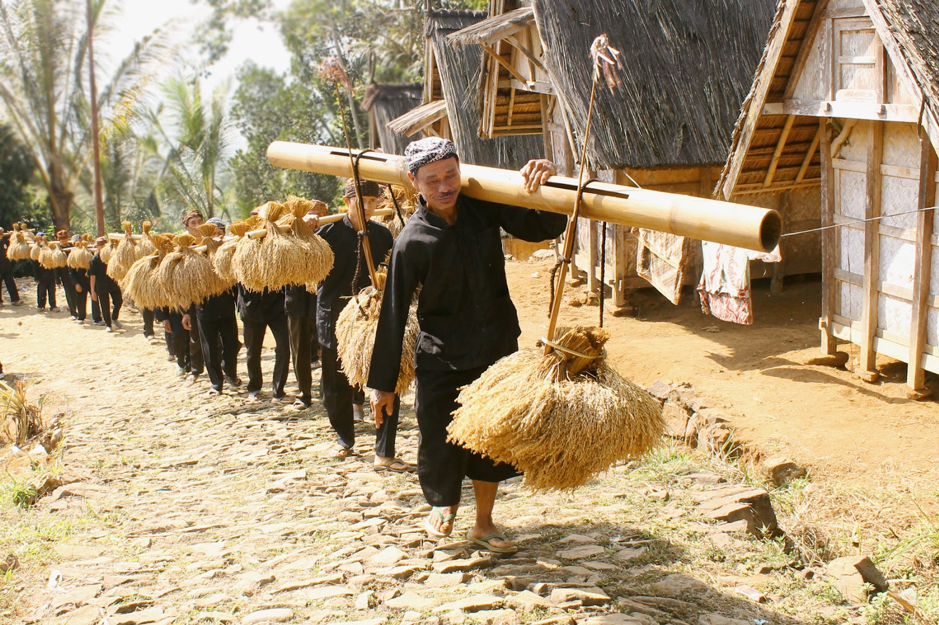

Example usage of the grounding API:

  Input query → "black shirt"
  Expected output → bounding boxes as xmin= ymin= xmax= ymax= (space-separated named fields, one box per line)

xmin=69 ymin=267 xmax=90 ymax=291
xmin=315 ymin=215 xmax=394 ymax=350
xmin=237 ymin=285 xmax=286 ymax=323
xmin=89 ymin=253 xmax=117 ymax=293
xmin=0 ymin=237 xmax=10 ymax=271
xmin=32 ymin=259 xmax=54 ymax=283
xmin=197 ymin=289 xmax=236 ymax=321
xmin=284 ymin=285 xmax=317 ymax=320
xmin=367 ymin=194 xmax=567 ymax=392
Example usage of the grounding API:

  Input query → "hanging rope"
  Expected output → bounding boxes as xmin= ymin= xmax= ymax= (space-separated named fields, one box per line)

xmin=389 ymin=187 xmax=405 ymax=228
xmin=599 ymin=221 xmax=607 ymax=328
xmin=779 ymin=205 xmax=938 ymax=239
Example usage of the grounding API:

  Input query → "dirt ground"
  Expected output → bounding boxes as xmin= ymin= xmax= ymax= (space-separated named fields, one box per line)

xmin=507 ymin=259 xmax=939 ymax=492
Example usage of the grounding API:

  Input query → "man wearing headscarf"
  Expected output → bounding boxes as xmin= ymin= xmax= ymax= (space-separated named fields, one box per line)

xmin=368 ymin=137 xmax=564 ymax=553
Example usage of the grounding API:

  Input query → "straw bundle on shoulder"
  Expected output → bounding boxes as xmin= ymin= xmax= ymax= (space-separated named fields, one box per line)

xmin=233 ymin=201 xmax=334 ymax=292
xmin=213 ymin=220 xmax=249 ymax=286
xmin=447 ymin=326 xmax=664 ymax=492
xmin=99 ymin=240 xmax=117 ymax=265
xmin=47 ymin=242 xmax=67 ymax=268
xmin=6 ymin=229 xmax=31 ymax=261
xmin=122 ymin=234 xmax=175 ymax=309
xmin=29 ymin=242 xmax=41 ymax=262
xmin=136 ymin=221 xmax=156 ymax=259
xmin=67 ymin=241 xmax=93 ymax=270
xmin=335 ymin=275 xmax=419 ymax=394
xmin=374 ymin=185 xmax=417 ymax=239
xmin=107 ymin=221 xmax=137 ymax=282
xmin=156 ymin=234 xmax=228 ymax=311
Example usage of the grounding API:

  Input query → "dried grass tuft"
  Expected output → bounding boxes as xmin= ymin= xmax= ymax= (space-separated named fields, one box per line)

xmin=99 ymin=240 xmax=117 ymax=265
xmin=155 ymin=234 xmax=229 ymax=311
xmin=374 ymin=184 xmax=418 ymax=238
xmin=38 ymin=242 xmax=66 ymax=269
xmin=29 ymin=243 xmax=41 ymax=262
xmin=122 ymin=234 xmax=176 ymax=309
xmin=107 ymin=222 xmax=137 ymax=282
xmin=67 ymin=242 xmax=93 ymax=270
xmin=233 ymin=201 xmax=334 ymax=292
xmin=448 ymin=326 xmax=664 ymax=491
xmin=6 ymin=230 xmax=31 ymax=261
xmin=336 ymin=278 xmax=418 ymax=394
xmin=136 ymin=221 xmax=156 ymax=259
xmin=212 ymin=221 xmax=248 ymax=286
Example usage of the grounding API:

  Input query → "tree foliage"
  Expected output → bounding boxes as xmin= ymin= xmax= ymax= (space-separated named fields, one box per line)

xmin=0 ymin=122 xmax=40 ymax=230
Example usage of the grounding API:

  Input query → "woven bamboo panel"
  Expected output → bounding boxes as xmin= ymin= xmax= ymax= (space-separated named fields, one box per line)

xmin=877 ymin=293 xmax=912 ymax=336
xmin=927 ymin=308 xmax=938 ymax=348
xmin=792 ymin=26 xmax=826 ymax=101
xmin=839 ymin=282 xmax=864 ymax=321
xmin=881 ymin=122 xmax=919 ymax=167
xmin=840 ymin=226 xmax=864 ymax=274
xmin=880 ymin=176 xmax=919 ymax=229
xmin=839 ymin=123 xmax=868 ymax=161
xmin=878 ymin=234 xmax=916 ymax=288
xmin=838 ymin=170 xmax=867 ymax=219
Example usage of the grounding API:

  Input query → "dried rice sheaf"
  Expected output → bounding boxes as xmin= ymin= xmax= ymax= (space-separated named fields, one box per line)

xmin=233 ymin=201 xmax=334 ymax=292
xmin=107 ymin=221 xmax=137 ymax=282
xmin=374 ymin=185 xmax=417 ymax=239
xmin=335 ymin=281 xmax=418 ymax=394
xmin=448 ymin=327 xmax=664 ymax=491
xmin=155 ymin=234 xmax=229 ymax=311
xmin=122 ymin=234 xmax=175 ymax=310
xmin=67 ymin=241 xmax=93 ymax=270
xmin=99 ymin=240 xmax=117 ymax=265
xmin=213 ymin=220 xmax=250 ymax=287
xmin=6 ymin=229 xmax=31 ymax=261
xmin=136 ymin=221 xmax=157 ymax=259
xmin=29 ymin=243 xmax=41 ymax=262
xmin=47 ymin=242 xmax=67 ymax=269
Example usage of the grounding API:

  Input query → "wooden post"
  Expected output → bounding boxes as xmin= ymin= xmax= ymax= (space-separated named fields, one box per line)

xmin=819 ymin=118 xmax=838 ymax=355
xmin=771 ymin=193 xmax=789 ymax=295
xmin=858 ymin=120 xmax=884 ymax=382
xmin=86 ymin=0 xmax=105 ymax=237
xmin=906 ymin=132 xmax=938 ymax=396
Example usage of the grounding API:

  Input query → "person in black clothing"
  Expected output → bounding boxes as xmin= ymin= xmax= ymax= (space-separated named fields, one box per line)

xmin=238 ymin=285 xmax=289 ymax=402
xmin=32 ymin=235 xmax=57 ymax=311
xmin=68 ymin=237 xmax=90 ymax=324
xmin=318 ymin=178 xmax=404 ymax=469
xmin=0 ymin=228 xmax=22 ymax=306
xmin=368 ymin=137 xmax=565 ymax=552
xmin=54 ymin=230 xmax=78 ymax=319
xmin=196 ymin=218 xmax=242 ymax=396
xmin=154 ymin=307 xmax=177 ymax=362
xmin=178 ymin=209 xmax=207 ymax=384
xmin=89 ymin=237 xmax=123 ymax=332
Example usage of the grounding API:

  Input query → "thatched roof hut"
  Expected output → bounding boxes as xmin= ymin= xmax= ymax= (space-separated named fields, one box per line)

xmin=362 ymin=83 xmax=423 ymax=155
xmin=717 ymin=0 xmax=939 ymax=395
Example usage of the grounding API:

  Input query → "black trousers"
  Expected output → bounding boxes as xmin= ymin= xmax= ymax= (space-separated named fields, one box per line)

xmin=74 ymin=284 xmax=88 ymax=321
xmin=287 ymin=315 xmax=313 ymax=403
xmin=36 ymin=279 xmax=56 ymax=309
xmin=168 ymin=312 xmax=203 ymax=373
xmin=142 ymin=308 xmax=155 ymax=337
xmin=1 ymin=270 xmax=19 ymax=303
xmin=414 ymin=366 xmax=519 ymax=507
xmin=199 ymin=315 xmax=241 ymax=392
xmin=56 ymin=268 xmax=77 ymax=317
xmin=91 ymin=298 xmax=101 ymax=323
xmin=189 ymin=312 xmax=204 ymax=375
xmin=95 ymin=287 xmax=122 ymax=328
xmin=243 ymin=316 xmax=289 ymax=397
xmin=321 ymin=344 xmax=398 ymax=457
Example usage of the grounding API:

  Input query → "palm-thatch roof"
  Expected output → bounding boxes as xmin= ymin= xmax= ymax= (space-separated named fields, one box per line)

xmin=531 ymin=0 xmax=776 ymax=171
xmin=387 ymin=100 xmax=449 ymax=137
xmin=363 ymin=83 xmax=423 ymax=155
xmin=425 ymin=9 xmax=543 ymax=169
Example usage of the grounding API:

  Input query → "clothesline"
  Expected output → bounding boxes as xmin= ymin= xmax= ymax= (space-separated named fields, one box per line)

xmin=780 ymin=204 xmax=938 ymax=238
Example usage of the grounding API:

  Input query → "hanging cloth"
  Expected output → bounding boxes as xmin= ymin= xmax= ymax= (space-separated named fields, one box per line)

xmin=697 ymin=241 xmax=754 ymax=325
xmin=635 ymin=228 xmax=693 ymax=305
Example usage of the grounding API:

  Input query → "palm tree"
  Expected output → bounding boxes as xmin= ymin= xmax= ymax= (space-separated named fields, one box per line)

xmin=0 ymin=0 xmax=161 ymax=230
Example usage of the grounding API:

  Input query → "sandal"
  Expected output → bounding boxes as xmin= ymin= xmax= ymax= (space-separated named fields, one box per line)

xmin=466 ymin=529 xmax=517 ymax=554
xmin=373 ymin=457 xmax=412 ymax=472
xmin=423 ymin=507 xmax=457 ymax=538
xmin=326 ymin=445 xmax=352 ymax=459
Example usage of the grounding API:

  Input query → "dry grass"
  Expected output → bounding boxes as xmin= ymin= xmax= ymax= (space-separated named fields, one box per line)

xmin=136 ymin=221 xmax=157 ymax=259
xmin=335 ymin=280 xmax=418 ymax=394
xmin=6 ymin=230 xmax=31 ymax=261
xmin=99 ymin=240 xmax=117 ymax=265
xmin=29 ymin=243 xmax=41 ymax=261
xmin=448 ymin=326 xmax=665 ymax=491
xmin=374 ymin=184 xmax=418 ymax=239
xmin=66 ymin=242 xmax=92 ymax=270
xmin=107 ymin=222 xmax=137 ymax=283
xmin=233 ymin=201 xmax=334 ymax=293
xmin=212 ymin=221 xmax=249 ymax=287
xmin=39 ymin=242 xmax=67 ymax=269
xmin=0 ymin=380 xmax=43 ymax=447
xmin=155 ymin=234 xmax=229 ymax=311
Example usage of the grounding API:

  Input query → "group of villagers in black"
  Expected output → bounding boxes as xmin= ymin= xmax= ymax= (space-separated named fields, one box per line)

xmin=2 ymin=136 xmax=566 ymax=554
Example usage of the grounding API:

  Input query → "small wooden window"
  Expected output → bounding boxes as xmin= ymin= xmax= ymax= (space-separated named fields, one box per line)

xmin=832 ymin=17 xmax=882 ymax=101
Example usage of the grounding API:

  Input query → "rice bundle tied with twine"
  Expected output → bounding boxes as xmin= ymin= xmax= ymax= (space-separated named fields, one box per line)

xmin=67 ymin=241 xmax=93 ymax=270
xmin=29 ymin=242 xmax=41 ymax=261
xmin=212 ymin=219 xmax=254 ymax=287
xmin=99 ymin=239 xmax=117 ymax=265
xmin=136 ymin=221 xmax=157 ymax=259
xmin=39 ymin=242 xmax=67 ymax=269
xmin=155 ymin=234 xmax=229 ymax=311
xmin=374 ymin=185 xmax=417 ymax=239
xmin=122 ymin=234 xmax=175 ymax=310
xmin=233 ymin=200 xmax=334 ymax=292
xmin=335 ymin=270 xmax=419 ymax=394
xmin=107 ymin=221 xmax=137 ymax=282
xmin=447 ymin=326 xmax=664 ymax=491
xmin=6 ymin=226 xmax=31 ymax=261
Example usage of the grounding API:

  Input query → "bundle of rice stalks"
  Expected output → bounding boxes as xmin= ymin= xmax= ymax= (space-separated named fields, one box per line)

xmin=447 ymin=326 xmax=664 ymax=492
xmin=122 ymin=234 xmax=175 ymax=309
xmin=107 ymin=222 xmax=137 ymax=282
xmin=5 ymin=227 xmax=31 ymax=261
xmin=213 ymin=220 xmax=250 ymax=286
xmin=29 ymin=242 xmax=42 ymax=262
xmin=156 ymin=234 xmax=229 ymax=311
xmin=335 ymin=274 xmax=418 ymax=394
xmin=136 ymin=221 xmax=157 ymax=259
xmin=67 ymin=241 xmax=93 ymax=270
xmin=233 ymin=201 xmax=334 ymax=292
xmin=374 ymin=185 xmax=417 ymax=239
xmin=99 ymin=239 xmax=117 ymax=265
xmin=48 ymin=242 xmax=67 ymax=268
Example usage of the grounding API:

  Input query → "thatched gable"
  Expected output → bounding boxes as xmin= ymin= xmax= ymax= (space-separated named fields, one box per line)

xmin=425 ymin=9 xmax=543 ymax=169
xmin=363 ymin=83 xmax=423 ymax=155
xmin=531 ymin=0 xmax=775 ymax=171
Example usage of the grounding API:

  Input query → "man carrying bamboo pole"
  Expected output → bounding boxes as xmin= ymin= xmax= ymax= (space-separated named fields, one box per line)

xmin=369 ymin=137 xmax=565 ymax=553
xmin=174 ymin=209 xmax=206 ymax=383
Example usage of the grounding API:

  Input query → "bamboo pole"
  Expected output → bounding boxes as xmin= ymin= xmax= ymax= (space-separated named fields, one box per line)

xmin=266 ymin=142 xmax=782 ymax=252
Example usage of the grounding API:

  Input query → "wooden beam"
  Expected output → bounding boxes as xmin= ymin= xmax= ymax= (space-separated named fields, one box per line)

xmin=504 ymin=34 xmax=546 ymax=72
xmin=762 ymin=99 xmax=919 ymax=122
xmin=796 ymin=128 xmax=821 ymax=182
xmin=732 ymin=180 xmax=822 ymax=195
xmin=481 ymin=44 xmax=529 ymax=86
xmin=819 ymin=118 xmax=838 ymax=354
xmin=507 ymin=86 xmax=516 ymax=127
xmin=906 ymin=132 xmax=938 ymax=393
xmin=859 ymin=120 xmax=883 ymax=381
xmin=783 ymin=0 xmax=831 ymax=100
xmin=764 ymin=115 xmax=797 ymax=187
xmin=830 ymin=118 xmax=858 ymax=157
